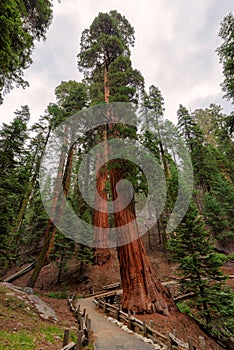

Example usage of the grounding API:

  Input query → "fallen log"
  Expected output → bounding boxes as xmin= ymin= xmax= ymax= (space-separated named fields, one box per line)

xmin=3 ymin=261 xmax=36 ymax=283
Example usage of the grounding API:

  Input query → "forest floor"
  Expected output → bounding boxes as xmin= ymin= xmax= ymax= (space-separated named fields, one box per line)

xmin=1 ymin=239 xmax=234 ymax=349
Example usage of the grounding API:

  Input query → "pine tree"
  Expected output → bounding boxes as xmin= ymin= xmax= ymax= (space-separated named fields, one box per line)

xmin=142 ymin=85 xmax=171 ymax=247
xmin=168 ymin=204 xmax=234 ymax=327
xmin=217 ymin=12 xmax=234 ymax=135
xmin=204 ymin=174 xmax=234 ymax=243
xmin=0 ymin=0 xmax=53 ymax=102
xmin=77 ymin=10 xmax=176 ymax=314
xmin=217 ymin=12 xmax=234 ymax=103
xmin=177 ymin=104 xmax=212 ymax=193
xmin=0 ymin=106 xmax=30 ymax=266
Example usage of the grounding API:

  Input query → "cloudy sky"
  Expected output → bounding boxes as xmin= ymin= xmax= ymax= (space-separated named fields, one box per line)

xmin=0 ymin=0 xmax=233 ymax=126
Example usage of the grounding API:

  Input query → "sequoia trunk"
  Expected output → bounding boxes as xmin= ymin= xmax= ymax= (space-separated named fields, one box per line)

xmin=110 ymin=162 xmax=176 ymax=315
xmin=93 ymin=147 xmax=110 ymax=265
xmin=93 ymin=64 xmax=110 ymax=265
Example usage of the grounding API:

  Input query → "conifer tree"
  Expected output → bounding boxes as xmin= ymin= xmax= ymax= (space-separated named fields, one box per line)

xmin=0 ymin=106 xmax=30 ymax=266
xmin=0 ymin=0 xmax=53 ymax=102
xmin=142 ymin=85 xmax=172 ymax=247
xmin=217 ymin=12 xmax=234 ymax=135
xmin=26 ymin=81 xmax=88 ymax=288
xmin=168 ymin=203 xmax=234 ymax=345
xmin=77 ymin=10 xmax=176 ymax=314
xmin=177 ymin=104 xmax=212 ymax=192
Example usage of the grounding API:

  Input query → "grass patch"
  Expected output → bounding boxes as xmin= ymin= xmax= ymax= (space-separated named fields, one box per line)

xmin=45 ymin=291 xmax=68 ymax=299
xmin=0 ymin=285 xmax=78 ymax=349
xmin=40 ymin=324 xmax=64 ymax=343
xmin=0 ymin=330 xmax=34 ymax=349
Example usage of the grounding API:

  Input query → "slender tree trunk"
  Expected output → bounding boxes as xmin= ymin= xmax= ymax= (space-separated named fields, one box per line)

xmin=26 ymin=226 xmax=53 ymax=288
xmin=158 ymin=140 xmax=170 ymax=248
xmin=58 ymin=249 xmax=65 ymax=284
xmin=104 ymin=63 xmax=110 ymax=103
xmin=46 ymin=143 xmax=74 ymax=259
xmin=110 ymin=161 xmax=176 ymax=315
xmin=11 ymin=128 xmax=52 ymax=241
xmin=12 ymin=162 xmax=39 ymax=235
xmin=93 ymin=63 xmax=110 ymax=265
xmin=26 ymin=130 xmax=67 ymax=288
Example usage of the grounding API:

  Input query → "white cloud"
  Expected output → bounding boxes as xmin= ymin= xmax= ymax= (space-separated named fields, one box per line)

xmin=0 ymin=0 xmax=233 ymax=127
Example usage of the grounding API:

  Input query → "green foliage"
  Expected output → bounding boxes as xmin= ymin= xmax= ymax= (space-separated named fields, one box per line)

xmin=176 ymin=302 xmax=191 ymax=315
xmin=108 ymin=56 xmax=144 ymax=103
xmin=0 ymin=286 xmax=71 ymax=349
xmin=77 ymin=245 xmax=94 ymax=264
xmin=0 ymin=0 xmax=53 ymax=102
xmin=77 ymin=10 xmax=144 ymax=104
xmin=78 ymin=10 xmax=134 ymax=74
xmin=0 ymin=106 xmax=31 ymax=266
xmin=0 ymin=330 xmax=34 ymax=349
xmin=50 ymin=232 xmax=76 ymax=283
xmin=55 ymin=80 xmax=88 ymax=114
xmin=45 ymin=291 xmax=69 ymax=299
xmin=168 ymin=203 xmax=234 ymax=325
xmin=217 ymin=12 xmax=234 ymax=103
xmin=204 ymin=175 xmax=234 ymax=241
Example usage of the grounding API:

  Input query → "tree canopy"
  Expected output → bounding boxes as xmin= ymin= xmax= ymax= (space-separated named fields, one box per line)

xmin=0 ymin=0 xmax=53 ymax=103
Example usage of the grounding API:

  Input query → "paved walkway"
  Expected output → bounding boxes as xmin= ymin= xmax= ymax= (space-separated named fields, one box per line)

xmin=79 ymin=298 xmax=157 ymax=350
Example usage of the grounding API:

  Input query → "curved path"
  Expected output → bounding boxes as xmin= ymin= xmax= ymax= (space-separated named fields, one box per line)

xmin=79 ymin=297 xmax=158 ymax=350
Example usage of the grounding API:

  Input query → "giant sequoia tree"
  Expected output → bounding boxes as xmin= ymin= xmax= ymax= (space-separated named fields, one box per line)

xmin=77 ymin=10 xmax=175 ymax=314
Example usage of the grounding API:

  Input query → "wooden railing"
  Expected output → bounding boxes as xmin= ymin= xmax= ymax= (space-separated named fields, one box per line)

xmin=94 ymin=294 xmax=207 ymax=350
xmin=60 ymin=296 xmax=92 ymax=350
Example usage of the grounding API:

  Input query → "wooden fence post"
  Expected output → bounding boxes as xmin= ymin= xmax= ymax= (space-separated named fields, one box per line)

xmin=199 ymin=336 xmax=206 ymax=350
xmin=63 ymin=330 xmax=69 ymax=347
xmin=80 ymin=317 xmax=84 ymax=331
xmin=128 ymin=313 xmax=134 ymax=331
xmin=103 ymin=300 xmax=106 ymax=313
xmin=167 ymin=333 xmax=172 ymax=350
xmin=188 ymin=336 xmax=194 ymax=350
xmin=86 ymin=318 xmax=91 ymax=343
xmin=76 ymin=330 xmax=83 ymax=350
xmin=143 ymin=320 xmax=147 ymax=337
xmin=116 ymin=306 xmax=120 ymax=321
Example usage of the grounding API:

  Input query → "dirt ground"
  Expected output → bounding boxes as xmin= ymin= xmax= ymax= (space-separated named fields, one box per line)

xmin=1 ymin=244 xmax=234 ymax=350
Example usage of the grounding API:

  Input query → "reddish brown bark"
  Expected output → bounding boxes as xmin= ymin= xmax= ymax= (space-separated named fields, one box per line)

xmin=104 ymin=64 xmax=110 ymax=103
xmin=93 ymin=64 xmax=110 ymax=265
xmin=93 ymin=142 xmax=110 ymax=265
xmin=110 ymin=162 xmax=176 ymax=315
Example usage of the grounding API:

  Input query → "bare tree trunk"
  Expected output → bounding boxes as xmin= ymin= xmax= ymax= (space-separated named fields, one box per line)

xmin=11 ymin=127 xmax=52 ymax=242
xmin=110 ymin=162 xmax=176 ymax=315
xmin=26 ymin=130 xmax=67 ymax=288
xmin=26 ymin=227 xmax=53 ymax=288
xmin=46 ymin=143 xmax=74 ymax=259
xmin=158 ymin=140 xmax=170 ymax=248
